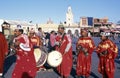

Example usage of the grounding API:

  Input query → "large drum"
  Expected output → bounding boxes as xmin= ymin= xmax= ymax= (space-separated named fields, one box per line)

xmin=47 ymin=51 xmax=62 ymax=67
xmin=34 ymin=48 xmax=47 ymax=67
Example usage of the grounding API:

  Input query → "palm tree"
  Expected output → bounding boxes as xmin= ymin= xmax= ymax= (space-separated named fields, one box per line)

xmin=117 ymin=20 xmax=120 ymax=25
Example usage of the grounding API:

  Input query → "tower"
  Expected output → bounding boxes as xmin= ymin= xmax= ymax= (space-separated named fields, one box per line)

xmin=66 ymin=6 xmax=73 ymax=26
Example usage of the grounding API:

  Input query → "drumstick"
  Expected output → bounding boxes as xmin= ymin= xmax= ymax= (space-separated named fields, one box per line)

xmin=56 ymin=57 xmax=62 ymax=60
xmin=56 ymin=53 xmax=65 ymax=60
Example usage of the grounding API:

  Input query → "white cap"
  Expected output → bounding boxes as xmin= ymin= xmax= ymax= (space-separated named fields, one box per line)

xmin=100 ymin=32 xmax=110 ymax=36
xmin=0 ymin=19 xmax=4 ymax=32
xmin=29 ymin=28 xmax=35 ymax=33
xmin=16 ymin=24 xmax=22 ymax=30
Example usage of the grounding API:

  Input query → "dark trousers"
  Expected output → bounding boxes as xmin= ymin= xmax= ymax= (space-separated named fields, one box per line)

xmin=2 ymin=55 xmax=16 ymax=76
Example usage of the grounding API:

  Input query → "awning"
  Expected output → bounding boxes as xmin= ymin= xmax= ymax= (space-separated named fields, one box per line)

xmin=0 ymin=19 xmax=34 ymax=26
xmin=4 ymin=20 xmax=34 ymax=26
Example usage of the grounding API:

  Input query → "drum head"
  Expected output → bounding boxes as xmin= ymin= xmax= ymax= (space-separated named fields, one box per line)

xmin=34 ymin=49 xmax=41 ymax=63
xmin=36 ymin=52 xmax=47 ymax=67
xmin=47 ymin=51 xmax=62 ymax=67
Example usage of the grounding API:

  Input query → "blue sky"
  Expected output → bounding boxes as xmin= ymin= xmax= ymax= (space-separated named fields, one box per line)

xmin=0 ymin=0 xmax=119 ymax=24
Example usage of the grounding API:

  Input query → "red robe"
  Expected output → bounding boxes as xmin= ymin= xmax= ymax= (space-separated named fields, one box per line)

xmin=0 ymin=33 xmax=8 ymax=73
xmin=76 ymin=37 xmax=95 ymax=77
xmin=12 ymin=34 xmax=37 ymax=78
xmin=55 ymin=34 xmax=73 ymax=77
xmin=29 ymin=35 xmax=45 ymax=70
xmin=96 ymin=39 xmax=118 ymax=78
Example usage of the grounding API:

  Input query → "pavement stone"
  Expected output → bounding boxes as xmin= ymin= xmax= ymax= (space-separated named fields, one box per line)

xmin=2 ymin=37 xmax=120 ymax=78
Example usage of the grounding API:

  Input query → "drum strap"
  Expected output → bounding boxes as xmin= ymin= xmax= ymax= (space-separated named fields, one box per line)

xmin=62 ymin=33 xmax=66 ymax=40
xmin=59 ymin=33 xmax=66 ymax=48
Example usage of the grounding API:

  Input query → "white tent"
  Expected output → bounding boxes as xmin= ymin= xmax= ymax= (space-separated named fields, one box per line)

xmin=0 ymin=19 xmax=36 ymax=35
xmin=0 ymin=19 xmax=4 ymax=32
xmin=4 ymin=20 xmax=34 ymax=26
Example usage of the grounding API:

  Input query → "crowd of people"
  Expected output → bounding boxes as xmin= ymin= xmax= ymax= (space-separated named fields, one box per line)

xmin=0 ymin=24 xmax=119 ymax=78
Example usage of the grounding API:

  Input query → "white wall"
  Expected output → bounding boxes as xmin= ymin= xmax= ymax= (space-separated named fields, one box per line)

xmin=65 ymin=27 xmax=80 ymax=34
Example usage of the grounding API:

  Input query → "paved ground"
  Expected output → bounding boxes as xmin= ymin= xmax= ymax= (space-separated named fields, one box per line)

xmin=35 ymin=53 xmax=120 ymax=78
xmin=1 ymin=37 xmax=120 ymax=78
xmin=35 ymin=37 xmax=120 ymax=78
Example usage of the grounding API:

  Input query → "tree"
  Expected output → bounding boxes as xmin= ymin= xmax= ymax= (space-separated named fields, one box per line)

xmin=117 ymin=20 xmax=120 ymax=25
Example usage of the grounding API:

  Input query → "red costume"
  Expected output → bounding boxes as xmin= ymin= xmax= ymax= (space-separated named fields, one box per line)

xmin=55 ymin=33 xmax=73 ymax=77
xmin=29 ymin=35 xmax=45 ymax=71
xmin=0 ymin=33 xmax=8 ymax=73
xmin=76 ymin=37 xmax=95 ymax=77
xmin=96 ymin=39 xmax=118 ymax=78
xmin=12 ymin=34 xmax=37 ymax=78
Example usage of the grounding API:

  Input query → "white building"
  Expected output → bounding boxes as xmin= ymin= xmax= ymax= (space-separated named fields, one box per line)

xmin=37 ymin=23 xmax=59 ymax=33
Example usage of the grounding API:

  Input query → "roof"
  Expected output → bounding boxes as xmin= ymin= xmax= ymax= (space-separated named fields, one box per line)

xmin=1 ymin=19 xmax=34 ymax=26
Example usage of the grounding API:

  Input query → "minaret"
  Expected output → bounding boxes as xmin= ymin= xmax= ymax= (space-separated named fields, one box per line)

xmin=66 ymin=6 xmax=73 ymax=26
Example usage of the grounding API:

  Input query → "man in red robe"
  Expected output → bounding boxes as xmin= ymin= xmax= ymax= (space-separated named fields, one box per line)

xmin=76 ymin=28 xmax=95 ymax=78
xmin=12 ymin=26 xmax=37 ymax=78
xmin=29 ymin=28 xmax=40 ymax=48
xmin=96 ymin=32 xmax=118 ymax=78
xmin=55 ymin=25 xmax=73 ymax=78
xmin=29 ymin=28 xmax=46 ymax=71
xmin=0 ymin=25 xmax=8 ymax=76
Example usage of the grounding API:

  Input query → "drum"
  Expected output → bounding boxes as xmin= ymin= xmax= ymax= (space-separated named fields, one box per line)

xmin=47 ymin=51 xmax=62 ymax=67
xmin=34 ymin=48 xmax=47 ymax=67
